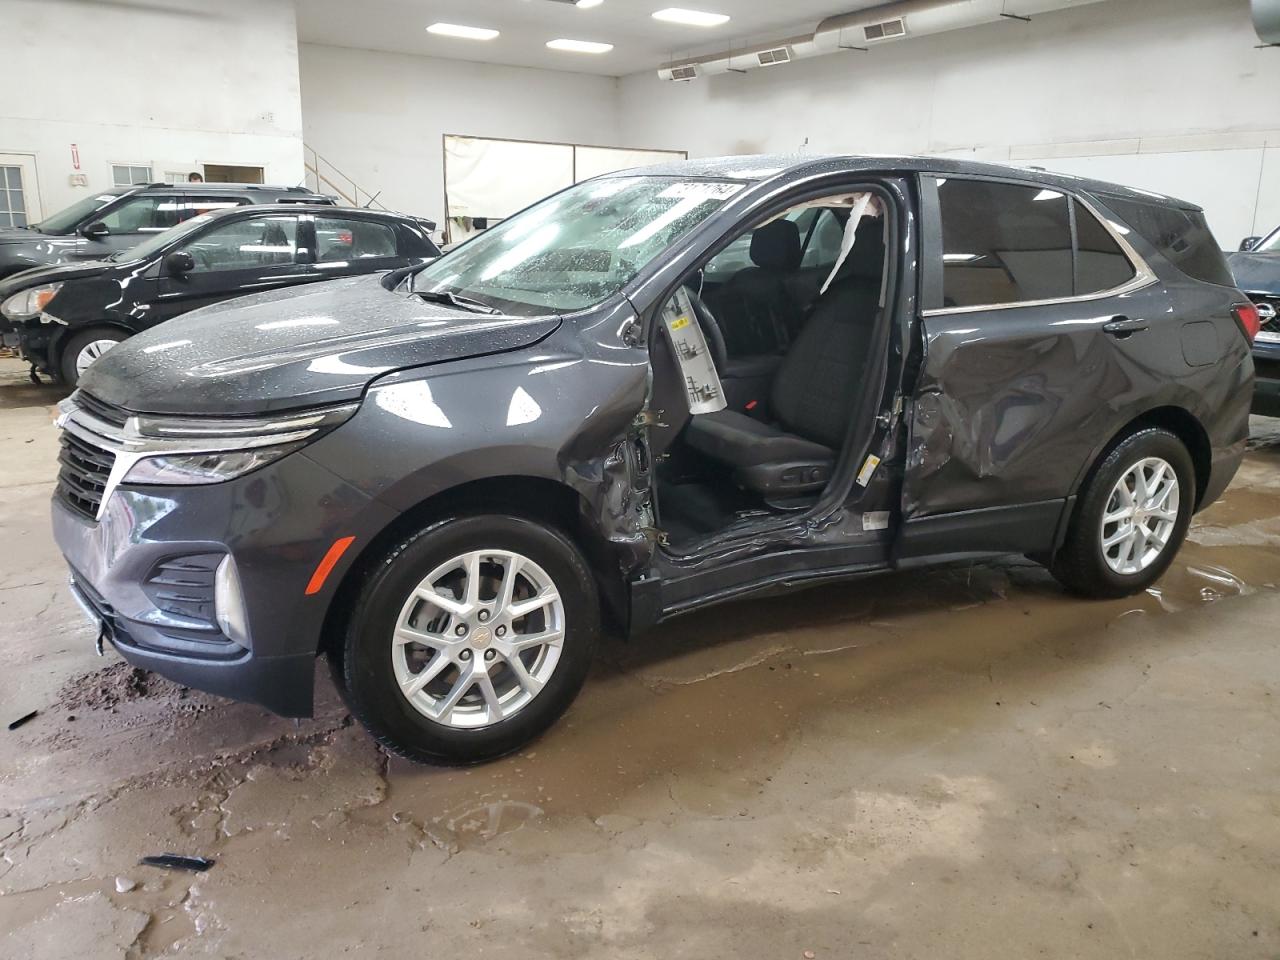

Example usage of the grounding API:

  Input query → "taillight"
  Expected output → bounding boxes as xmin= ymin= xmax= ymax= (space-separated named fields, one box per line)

xmin=1232 ymin=302 xmax=1261 ymax=344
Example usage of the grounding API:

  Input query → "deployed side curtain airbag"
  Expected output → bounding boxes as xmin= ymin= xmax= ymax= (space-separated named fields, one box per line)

xmin=819 ymin=193 xmax=883 ymax=295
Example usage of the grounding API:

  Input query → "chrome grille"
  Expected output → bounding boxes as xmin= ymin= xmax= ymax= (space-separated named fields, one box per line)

xmin=57 ymin=429 xmax=115 ymax=520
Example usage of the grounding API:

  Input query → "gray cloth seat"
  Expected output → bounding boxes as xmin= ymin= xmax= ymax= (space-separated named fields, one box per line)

xmin=685 ymin=218 xmax=885 ymax=495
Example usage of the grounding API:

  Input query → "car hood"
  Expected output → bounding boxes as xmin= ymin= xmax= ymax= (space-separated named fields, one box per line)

xmin=1227 ymin=252 xmax=1280 ymax=295
xmin=0 ymin=227 xmax=56 ymax=244
xmin=0 ymin=258 xmax=113 ymax=296
xmin=80 ymin=273 xmax=563 ymax=415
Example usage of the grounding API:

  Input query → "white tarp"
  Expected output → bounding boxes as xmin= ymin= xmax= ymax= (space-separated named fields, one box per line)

xmin=444 ymin=136 xmax=573 ymax=220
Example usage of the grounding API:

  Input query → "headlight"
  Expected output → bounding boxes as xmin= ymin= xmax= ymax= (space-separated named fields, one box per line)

xmin=122 ymin=443 xmax=306 ymax=485
xmin=1 ymin=283 xmax=64 ymax=320
xmin=109 ymin=401 xmax=359 ymax=487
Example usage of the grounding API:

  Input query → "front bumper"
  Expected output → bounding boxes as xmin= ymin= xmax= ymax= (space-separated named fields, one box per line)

xmin=51 ymin=451 xmax=398 ymax=717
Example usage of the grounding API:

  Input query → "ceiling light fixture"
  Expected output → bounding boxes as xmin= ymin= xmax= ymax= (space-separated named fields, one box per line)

xmin=652 ymin=7 xmax=730 ymax=27
xmin=546 ymin=38 xmax=614 ymax=53
xmin=426 ymin=22 xmax=499 ymax=40
xmin=577 ymin=0 xmax=604 ymax=8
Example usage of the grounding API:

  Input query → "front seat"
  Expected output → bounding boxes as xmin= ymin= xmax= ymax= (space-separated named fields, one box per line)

xmin=715 ymin=219 xmax=804 ymax=355
xmin=683 ymin=218 xmax=885 ymax=496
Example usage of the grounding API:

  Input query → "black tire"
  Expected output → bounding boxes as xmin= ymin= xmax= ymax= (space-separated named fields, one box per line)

xmin=1050 ymin=427 xmax=1195 ymax=598
xmin=58 ymin=328 xmax=128 ymax=386
xmin=336 ymin=514 xmax=600 ymax=765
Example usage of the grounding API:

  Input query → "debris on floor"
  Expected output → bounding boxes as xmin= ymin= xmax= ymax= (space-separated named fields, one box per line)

xmin=7 ymin=709 xmax=37 ymax=731
xmin=139 ymin=853 xmax=215 ymax=873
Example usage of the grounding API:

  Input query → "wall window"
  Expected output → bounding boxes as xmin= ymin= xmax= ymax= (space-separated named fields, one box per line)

xmin=181 ymin=215 xmax=299 ymax=271
xmin=937 ymin=179 xmax=1073 ymax=308
xmin=112 ymin=164 xmax=153 ymax=187
xmin=315 ymin=216 xmax=397 ymax=261
xmin=0 ymin=166 xmax=27 ymax=227
xmin=97 ymin=196 xmax=181 ymax=234
xmin=1075 ymin=204 xmax=1136 ymax=295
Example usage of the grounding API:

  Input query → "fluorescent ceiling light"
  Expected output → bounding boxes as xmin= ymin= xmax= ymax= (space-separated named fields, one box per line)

xmin=546 ymin=38 xmax=614 ymax=53
xmin=427 ymin=22 xmax=499 ymax=40
xmin=576 ymin=0 xmax=604 ymax=7
xmin=652 ymin=7 xmax=730 ymax=27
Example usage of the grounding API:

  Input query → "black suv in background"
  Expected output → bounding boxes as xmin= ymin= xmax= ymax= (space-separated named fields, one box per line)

xmin=0 ymin=182 xmax=334 ymax=283
xmin=3 ymin=204 xmax=439 ymax=383
xmin=1228 ymin=226 xmax=1280 ymax=415
xmin=54 ymin=156 xmax=1253 ymax=764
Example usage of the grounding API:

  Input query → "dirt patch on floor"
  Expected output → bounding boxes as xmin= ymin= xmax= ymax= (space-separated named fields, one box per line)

xmin=55 ymin=662 xmax=183 ymax=712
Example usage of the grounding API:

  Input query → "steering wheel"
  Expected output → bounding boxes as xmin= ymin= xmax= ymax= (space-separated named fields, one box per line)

xmin=684 ymin=285 xmax=728 ymax=372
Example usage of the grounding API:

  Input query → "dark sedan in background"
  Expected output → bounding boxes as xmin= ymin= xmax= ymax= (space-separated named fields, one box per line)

xmin=1229 ymin=226 xmax=1280 ymax=415
xmin=1 ymin=204 xmax=439 ymax=383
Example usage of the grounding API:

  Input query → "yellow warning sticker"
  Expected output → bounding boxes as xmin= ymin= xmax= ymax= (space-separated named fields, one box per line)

xmin=856 ymin=454 xmax=881 ymax=487
xmin=670 ymin=315 xmax=691 ymax=330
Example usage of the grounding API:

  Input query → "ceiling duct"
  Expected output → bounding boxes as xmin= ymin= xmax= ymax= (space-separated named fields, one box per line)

xmin=862 ymin=17 xmax=908 ymax=41
xmin=656 ymin=0 xmax=1113 ymax=81
xmin=1253 ymin=0 xmax=1280 ymax=43
xmin=658 ymin=63 xmax=700 ymax=81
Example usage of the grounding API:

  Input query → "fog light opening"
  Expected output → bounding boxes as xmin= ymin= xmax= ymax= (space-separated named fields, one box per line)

xmin=214 ymin=554 xmax=250 ymax=650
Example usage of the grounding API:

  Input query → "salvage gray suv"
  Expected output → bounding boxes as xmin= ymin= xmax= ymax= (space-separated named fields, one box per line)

xmin=53 ymin=155 xmax=1256 ymax=763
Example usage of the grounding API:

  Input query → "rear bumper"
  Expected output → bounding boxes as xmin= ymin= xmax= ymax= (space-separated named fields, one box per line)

xmin=51 ymin=451 xmax=398 ymax=717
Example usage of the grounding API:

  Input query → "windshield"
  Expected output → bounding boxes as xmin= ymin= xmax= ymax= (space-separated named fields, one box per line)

xmin=106 ymin=213 xmax=215 ymax=263
xmin=34 ymin=192 xmax=125 ymax=235
xmin=410 ymin=176 xmax=744 ymax=315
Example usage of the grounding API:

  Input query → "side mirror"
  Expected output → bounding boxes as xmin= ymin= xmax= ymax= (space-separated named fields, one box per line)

xmin=164 ymin=251 xmax=195 ymax=276
xmin=1240 ymin=237 xmax=1261 ymax=252
xmin=81 ymin=221 xmax=109 ymax=239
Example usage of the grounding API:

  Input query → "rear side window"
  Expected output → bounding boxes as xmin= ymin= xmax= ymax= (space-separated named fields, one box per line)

xmin=936 ymin=179 xmax=1073 ymax=308
xmin=1100 ymin=196 xmax=1234 ymax=287
xmin=315 ymin=216 xmax=398 ymax=261
xmin=1075 ymin=204 xmax=1136 ymax=294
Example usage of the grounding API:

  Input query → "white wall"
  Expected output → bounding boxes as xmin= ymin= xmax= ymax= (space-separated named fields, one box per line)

xmin=299 ymin=43 xmax=622 ymax=228
xmin=0 ymin=0 xmax=306 ymax=221
xmin=616 ymin=0 xmax=1280 ymax=246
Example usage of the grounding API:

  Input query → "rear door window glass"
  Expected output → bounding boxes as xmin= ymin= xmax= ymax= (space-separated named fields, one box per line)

xmin=315 ymin=216 xmax=398 ymax=261
xmin=1099 ymin=196 xmax=1234 ymax=287
xmin=1075 ymin=203 xmax=1136 ymax=294
xmin=937 ymin=179 xmax=1073 ymax=307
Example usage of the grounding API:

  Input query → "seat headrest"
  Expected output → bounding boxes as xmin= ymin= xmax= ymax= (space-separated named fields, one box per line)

xmin=750 ymin=219 xmax=802 ymax=270
xmin=832 ymin=217 xmax=885 ymax=285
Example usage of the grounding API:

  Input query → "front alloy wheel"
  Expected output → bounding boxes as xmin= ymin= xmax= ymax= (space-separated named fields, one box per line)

xmin=338 ymin=515 xmax=599 ymax=764
xmin=392 ymin=550 xmax=565 ymax=728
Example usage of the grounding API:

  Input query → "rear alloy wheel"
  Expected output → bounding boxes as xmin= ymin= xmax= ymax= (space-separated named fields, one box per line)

xmin=339 ymin=515 xmax=599 ymax=764
xmin=60 ymin=329 xmax=128 ymax=385
xmin=1050 ymin=426 xmax=1194 ymax=598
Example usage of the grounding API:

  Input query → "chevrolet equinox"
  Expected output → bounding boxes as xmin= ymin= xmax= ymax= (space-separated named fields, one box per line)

xmin=53 ymin=156 xmax=1257 ymax=764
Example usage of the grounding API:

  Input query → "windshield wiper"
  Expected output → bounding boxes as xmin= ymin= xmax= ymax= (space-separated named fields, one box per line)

xmin=413 ymin=288 xmax=500 ymax=315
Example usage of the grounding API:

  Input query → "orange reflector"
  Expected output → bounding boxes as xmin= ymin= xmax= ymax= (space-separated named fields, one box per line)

xmin=305 ymin=536 xmax=356 ymax=596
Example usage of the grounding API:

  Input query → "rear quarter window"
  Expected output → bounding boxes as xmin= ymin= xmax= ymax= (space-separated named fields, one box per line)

xmin=1099 ymin=196 xmax=1234 ymax=287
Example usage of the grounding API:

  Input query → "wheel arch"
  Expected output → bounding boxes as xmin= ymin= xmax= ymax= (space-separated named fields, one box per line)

xmin=317 ymin=475 xmax=629 ymax=660
xmin=1073 ymin=405 xmax=1212 ymax=509
xmin=51 ymin=321 xmax=135 ymax=375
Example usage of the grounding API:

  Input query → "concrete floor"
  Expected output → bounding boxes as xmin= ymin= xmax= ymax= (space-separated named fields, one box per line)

xmin=1 ymin=354 xmax=1278 ymax=959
